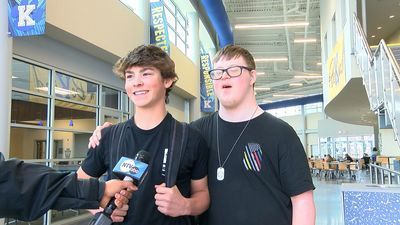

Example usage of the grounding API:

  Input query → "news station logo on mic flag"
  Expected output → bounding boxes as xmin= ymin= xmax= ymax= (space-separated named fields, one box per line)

xmin=113 ymin=157 xmax=149 ymax=181
xmin=8 ymin=0 xmax=46 ymax=37
xmin=200 ymin=53 xmax=215 ymax=113
xmin=150 ymin=0 xmax=170 ymax=54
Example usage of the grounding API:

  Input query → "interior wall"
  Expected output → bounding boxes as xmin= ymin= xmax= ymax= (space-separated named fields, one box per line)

xmin=379 ymin=129 xmax=400 ymax=156
xmin=386 ymin=29 xmax=400 ymax=44
xmin=170 ymin=44 xmax=198 ymax=98
xmin=46 ymin=0 xmax=146 ymax=58
xmin=318 ymin=118 xmax=373 ymax=137
xmin=13 ymin=36 xmax=123 ymax=89
xmin=167 ymin=92 xmax=186 ymax=122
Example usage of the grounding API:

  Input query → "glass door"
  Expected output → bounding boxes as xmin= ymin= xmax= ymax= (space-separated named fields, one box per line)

xmin=101 ymin=108 xmax=121 ymax=125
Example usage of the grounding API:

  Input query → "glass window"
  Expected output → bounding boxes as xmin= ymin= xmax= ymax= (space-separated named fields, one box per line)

xmin=11 ymin=91 xmax=48 ymax=126
xmin=10 ymin=127 xmax=47 ymax=159
xmin=177 ymin=23 xmax=186 ymax=40
xmin=305 ymin=102 xmax=322 ymax=114
xmin=53 ymin=131 xmax=92 ymax=160
xmin=12 ymin=59 xmax=50 ymax=94
xmin=102 ymin=86 xmax=119 ymax=109
xmin=267 ymin=105 xmax=301 ymax=117
xmin=177 ymin=11 xmax=185 ymax=27
xmin=123 ymin=113 xmax=130 ymax=122
xmin=54 ymin=72 xmax=98 ymax=105
xmin=165 ymin=8 xmax=175 ymax=29
xmin=121 ymin=92 xmax=129 ymax=112
xmin=163 ymin=0 xmax=175 ymax=13
xmin=54 ymin=100 xmax=96 ymax=130
xmin=168 ymin=26 xmax=175 ymax=44
xmin=5 ymin=216 xmax=45 ymax=225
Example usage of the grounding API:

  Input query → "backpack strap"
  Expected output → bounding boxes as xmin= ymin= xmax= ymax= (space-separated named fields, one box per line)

xmin=108 ymin=121 xmax=129 ymax=179
xmin=165 ymin=119 xmax=188 ymax=187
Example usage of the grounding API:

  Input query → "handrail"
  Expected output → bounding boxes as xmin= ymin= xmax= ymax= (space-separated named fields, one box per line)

xmin=370 ymin=163 xmax=400 ymax=184
xmin=352 ymin=13 xmax=373 ymax=62
xmin=377 ymin=39 xmax=400 ymax=84
xmin=352 ymin=13 xmax=400 ymax=150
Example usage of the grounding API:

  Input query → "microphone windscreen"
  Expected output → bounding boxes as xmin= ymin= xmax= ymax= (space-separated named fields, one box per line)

xmin=134 ymin=150 xmax=150 ymax=164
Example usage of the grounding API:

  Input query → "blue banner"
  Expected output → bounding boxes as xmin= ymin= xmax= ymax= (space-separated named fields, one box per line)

xmin=200 ymin=54 xmax=215 ymax=112
xmin=150 ymin=1 xmax=170 ymax=54
xmin=8 ymin=0 xmax=46 ymax=37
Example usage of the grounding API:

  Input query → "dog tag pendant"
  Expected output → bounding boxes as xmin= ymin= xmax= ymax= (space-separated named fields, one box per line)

xmin=217 ymin=167 xmax=225 ymax=181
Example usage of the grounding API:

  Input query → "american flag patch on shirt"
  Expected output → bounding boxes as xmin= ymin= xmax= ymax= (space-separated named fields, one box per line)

xmin=243 ymin=143 xmax=263 ymax=172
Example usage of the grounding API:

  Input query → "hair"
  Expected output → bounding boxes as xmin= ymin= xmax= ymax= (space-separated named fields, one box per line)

xmin=212 ymin=44 xmax=256 ymax=70
xmin=113 ymin=45 xmax=178 ymax=103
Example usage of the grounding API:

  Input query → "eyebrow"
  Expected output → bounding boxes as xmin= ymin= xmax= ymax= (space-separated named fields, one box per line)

xmin=125 ymin=67 xmax=155 ymax=74
xmin=214 ymin=64 xmax=241 ymax=69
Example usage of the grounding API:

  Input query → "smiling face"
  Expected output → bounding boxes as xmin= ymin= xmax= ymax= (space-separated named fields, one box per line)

xmin=213 ymin=55 xmax=256 ymax=109
xmin=124 ymin=66 xmax=173 ymax=110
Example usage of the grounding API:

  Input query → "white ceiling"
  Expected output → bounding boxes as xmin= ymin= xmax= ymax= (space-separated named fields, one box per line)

xmin=223 ymin=0 xmax=322 ymax=104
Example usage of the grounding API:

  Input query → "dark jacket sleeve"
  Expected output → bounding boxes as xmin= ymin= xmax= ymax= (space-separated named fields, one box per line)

xmin=0 ymin=159 xmax=104 ymax=221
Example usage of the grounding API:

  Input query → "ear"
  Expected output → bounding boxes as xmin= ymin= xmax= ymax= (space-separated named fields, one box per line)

xmin=249 ymin=70 xmax=257 ymax=86
xmin=164 ymin=78 xmax=174 ymax=89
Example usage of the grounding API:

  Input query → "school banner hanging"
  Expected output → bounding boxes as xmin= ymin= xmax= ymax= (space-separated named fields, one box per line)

xmin=8 ymin=0 xmax=46 ymax=37
xmin=150 ymin=0 xmax=170 ymax=54
xmin=200 ymin=54 xmax=215 ymax=112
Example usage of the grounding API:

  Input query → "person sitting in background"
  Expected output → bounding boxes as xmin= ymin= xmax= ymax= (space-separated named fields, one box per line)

xmin=363 ymin=153 xmax=370 ymax=170
xmin=371 ymin=147 xmax=379 ymax=163
xmin=345 ymin=153 xmax=354 ymax=162
xmin=324 ymin=154 xmax=334 ymax=162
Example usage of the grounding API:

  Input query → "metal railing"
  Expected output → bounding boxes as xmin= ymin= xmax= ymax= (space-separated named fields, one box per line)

xmin=370 ymin=163 xmax=400 ymax=184
xmin=352 ymin=13 xmax=400 ymax=149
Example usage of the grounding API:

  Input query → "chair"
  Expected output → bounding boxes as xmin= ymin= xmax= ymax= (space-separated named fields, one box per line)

xmin=348 ymin=163 xmax=359 ymax=180
xmin=323 ymin=162 xmax=336 ymax=179
xmin=337 ymin=162 xmax=348 ymax=178
xmin=314 ymin=161 xmax=323 ymax=179
xmin=377 ymin=156 xmax=389 ymax=168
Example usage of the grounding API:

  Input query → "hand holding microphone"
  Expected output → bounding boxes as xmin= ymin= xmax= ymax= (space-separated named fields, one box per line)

xmin=99 ymin=179 xmax=137 ymax=208
xmin=88 ymin=150 xmax=150 ymax=225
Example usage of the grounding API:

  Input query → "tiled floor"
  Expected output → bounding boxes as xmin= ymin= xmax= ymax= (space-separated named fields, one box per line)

xmin=313 ymin=170 xmax=371 ymax=225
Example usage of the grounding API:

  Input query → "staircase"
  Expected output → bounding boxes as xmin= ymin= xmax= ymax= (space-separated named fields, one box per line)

xmin=352 ymin=13 xmax=400 ymax=149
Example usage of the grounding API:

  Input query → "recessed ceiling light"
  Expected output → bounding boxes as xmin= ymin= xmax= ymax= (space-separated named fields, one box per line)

xmin=377 ymin=26 xmax=382 ymax=30
xmin=389 ymin=15 xmax=395 ymax=19
xmin=316 ymin=62 xmax=322 ymax=65
xmin=289 ymin=83 xmax=303 ymax=86
xmin=235 ymin=22 xmax=309 ymax=29
xmin=294 ymin=75 xmax=322 ymax=79
xmin=254 ymin=57 xmax=288 ymax=62
xmin=256 ymin=72 xmax=265 ymax=75
xmin=371 ymin=35 xmax=376 ymax=38
xmin=294 ymin=38 xmax=317 ymax=43
xmin=254 ymin=87 xmax=271 ymax=91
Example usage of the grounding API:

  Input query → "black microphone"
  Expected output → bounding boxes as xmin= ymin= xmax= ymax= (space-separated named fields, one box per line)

xmin=88 ymin=150 xmax=150 ymax=225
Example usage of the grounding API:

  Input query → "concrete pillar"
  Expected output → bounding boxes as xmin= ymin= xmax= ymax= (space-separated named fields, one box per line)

xmin=0 ymin=2 xmax=12 ymax=225
xmin=187 ymin=12 xmax=201 ymax=121
xmin=0 ymin=0 xmax=12 ymax=160
xmin=138 ymin=0 xmax=150 ymax=44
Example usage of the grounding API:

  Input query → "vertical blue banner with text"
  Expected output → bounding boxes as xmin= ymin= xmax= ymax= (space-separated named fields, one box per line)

xmin=8 ymin=0 xmax=46 ymax=37
xmin=200 ymin=54 xmax=215 ymax=113
xmin=150 ymin=0 xmax=170 ymax=54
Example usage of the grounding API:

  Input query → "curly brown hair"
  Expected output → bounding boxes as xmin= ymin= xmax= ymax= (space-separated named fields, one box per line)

xmin=113 ymin=45 xmax=178 ymax=103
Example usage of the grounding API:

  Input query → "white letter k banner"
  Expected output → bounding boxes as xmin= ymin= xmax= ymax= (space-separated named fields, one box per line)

xmin=17 ymin=4 xmax=36 ymax=27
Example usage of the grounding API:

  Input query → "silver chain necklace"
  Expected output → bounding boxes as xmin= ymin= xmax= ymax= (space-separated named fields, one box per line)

xmin=216 ymin=107 xmax=258 ymax=181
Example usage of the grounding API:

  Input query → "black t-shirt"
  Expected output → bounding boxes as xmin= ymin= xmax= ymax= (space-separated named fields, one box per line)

xmin=81 ymin=113 xmax=209 ymax=225
xmin=191 ymin=112 xmax=315 ymax=225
